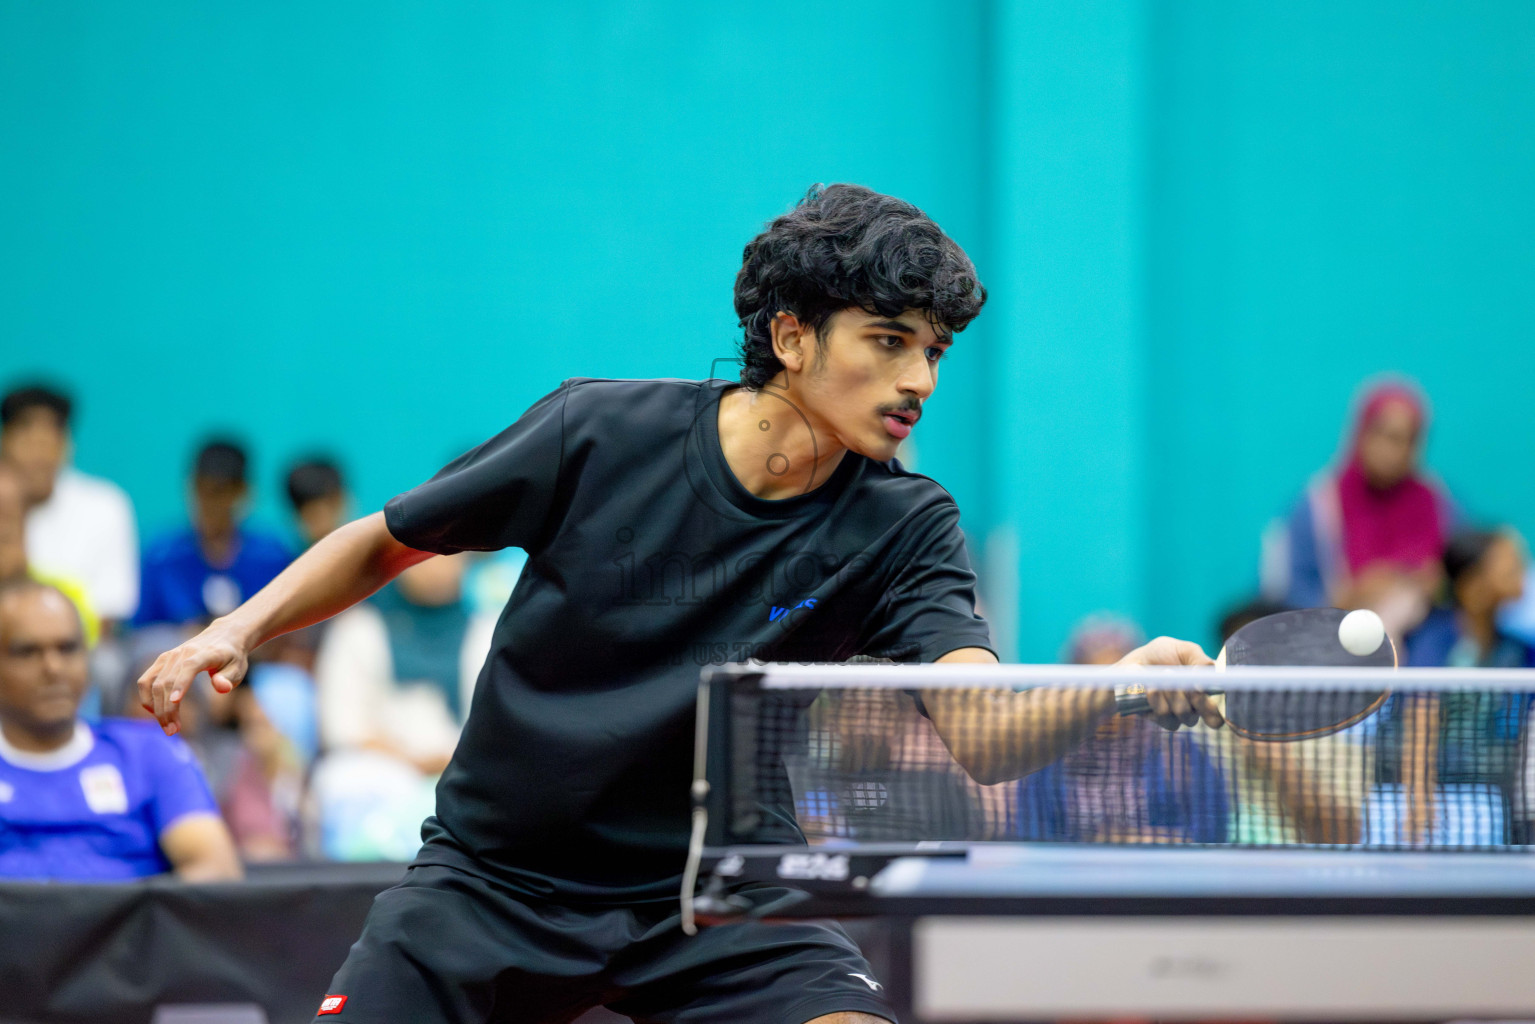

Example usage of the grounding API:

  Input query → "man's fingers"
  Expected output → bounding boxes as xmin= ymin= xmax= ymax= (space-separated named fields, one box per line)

xmin=1191 ymin=692 xmax=1225 ymax=728
xmin=1166 ymin=690 xmax=1199 ymax=727
xmin=1117 ymin=636 xmax=1216 ymax=669
xmin=1172 ymin=640 xmax=1215 ymax=667
xmin=1146 ymin=690 xmax=1213 ymax=730
xmin=137 ymin=652 xmax=170 ymax=712
xmin=1146 ymin=692 xmax=1182 ymax=730
xmin=150 ymin=653 xmax=216 ymax=733
xmin=136 ymin=626 xmax=250 ymax=737
xmin=168 ymin=652 xmax=213 ymax=704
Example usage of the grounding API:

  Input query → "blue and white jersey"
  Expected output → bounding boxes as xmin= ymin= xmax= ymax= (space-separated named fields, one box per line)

xmin=0 ymin=718 xmax=219 ymax=881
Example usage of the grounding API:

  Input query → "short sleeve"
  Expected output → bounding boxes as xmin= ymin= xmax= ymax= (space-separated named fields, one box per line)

xmin=145 ymin=732 xmax=220 ymax=835
xmin=863 ymin=503 xmax=994 ymax=663
xmin=385 ymin=382 xmax=570 ymax=555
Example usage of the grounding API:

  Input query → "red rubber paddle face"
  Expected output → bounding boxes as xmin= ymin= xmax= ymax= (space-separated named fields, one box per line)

xmin=1220 ymin=607 xmax=1394 ymax=741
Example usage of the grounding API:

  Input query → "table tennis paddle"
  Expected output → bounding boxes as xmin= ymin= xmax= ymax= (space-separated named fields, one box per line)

xmin=1119 ymin=607 xmax=1394 ymax=741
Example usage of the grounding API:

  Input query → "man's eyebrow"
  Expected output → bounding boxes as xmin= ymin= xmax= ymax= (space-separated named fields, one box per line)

xmin=863 ymin=319 xmax=918 ymax=334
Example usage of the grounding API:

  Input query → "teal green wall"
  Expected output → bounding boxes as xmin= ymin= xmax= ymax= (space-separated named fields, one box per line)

xmin=982 ymin=0 xmax=1148 ymax=659
xmin=1142 ymin=1 xmax=1535 ymax=649
xmin=0 ymin=0 xmax=991 ymax=540
xmin=4 ymin=2 xmax=1534 ymax=659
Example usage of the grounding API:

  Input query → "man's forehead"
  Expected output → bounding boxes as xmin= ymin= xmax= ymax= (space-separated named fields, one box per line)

xmin=0 ymin=589 xmax=83 ymax=642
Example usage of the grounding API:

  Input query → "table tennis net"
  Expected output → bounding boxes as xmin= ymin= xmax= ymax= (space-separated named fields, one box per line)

xmin=704 ymin=667 xmax=1535 ymax=850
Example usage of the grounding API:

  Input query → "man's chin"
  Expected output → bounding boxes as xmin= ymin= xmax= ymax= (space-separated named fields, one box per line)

xmin=29 ymin=704 xmax=80 ymax=729
xmin=856 ymin=439 xmax=902 ymax=462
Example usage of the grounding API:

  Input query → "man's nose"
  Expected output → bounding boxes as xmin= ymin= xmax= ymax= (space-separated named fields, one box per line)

xmin=41 ymin=646 xmax=71 ymax=678
xmin=897 ymin=351 xmax=937 ymax=399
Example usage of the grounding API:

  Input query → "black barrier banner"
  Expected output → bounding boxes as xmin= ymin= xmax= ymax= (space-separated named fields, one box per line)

xmin=0 ymin=863 xmax=405 ymax=1024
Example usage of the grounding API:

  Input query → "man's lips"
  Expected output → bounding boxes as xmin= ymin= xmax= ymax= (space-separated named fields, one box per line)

xmin=882 ymin=410 xmax=918 ymax=440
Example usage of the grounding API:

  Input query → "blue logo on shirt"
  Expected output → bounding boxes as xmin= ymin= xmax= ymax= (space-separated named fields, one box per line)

xmin=769 ymin=597 xmax=816 ymax=622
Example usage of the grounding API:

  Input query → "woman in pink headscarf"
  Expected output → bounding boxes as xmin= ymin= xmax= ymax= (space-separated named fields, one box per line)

xmin=1272 ymin=380 xmax=1457 ymax=635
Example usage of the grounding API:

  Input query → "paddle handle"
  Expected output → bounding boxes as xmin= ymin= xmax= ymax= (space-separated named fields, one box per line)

xmin=1115 ymin=687 xmax=1224 ymax=717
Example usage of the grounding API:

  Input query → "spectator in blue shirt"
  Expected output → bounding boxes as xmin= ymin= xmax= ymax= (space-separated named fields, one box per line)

xmin=1383 ymin=528 xmax=1534 ymax=845
xmin=134 ymin=440 xmax=293 ymax=629
xmin=1012 ymin=617 xmax=1229 ymax=843
xmin=1408 ymin=529 xmax=1534 ymax=670
xmin=0 ymin=579 xmax=241 ymax=880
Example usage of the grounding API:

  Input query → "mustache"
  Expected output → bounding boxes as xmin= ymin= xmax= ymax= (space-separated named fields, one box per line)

xmin=877 ymin=399 xmax=923 ymax=417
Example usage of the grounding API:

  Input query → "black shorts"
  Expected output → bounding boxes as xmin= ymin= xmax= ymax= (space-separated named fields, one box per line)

xmin=312 ymin=864 xmax=897 ymax=1024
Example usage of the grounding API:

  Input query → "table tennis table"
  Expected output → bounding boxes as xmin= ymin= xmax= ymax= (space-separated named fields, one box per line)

xmin=696 ymin=843 xmax=1535 ymax=1022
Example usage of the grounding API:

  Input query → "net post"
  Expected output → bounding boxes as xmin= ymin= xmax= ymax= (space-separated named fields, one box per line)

xmin=682 ymin=663 xmax=765 ymax=934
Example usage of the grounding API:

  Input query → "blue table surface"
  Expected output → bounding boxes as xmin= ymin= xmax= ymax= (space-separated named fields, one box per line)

xmin=869 ymin=843 xmax=1535 ymax=898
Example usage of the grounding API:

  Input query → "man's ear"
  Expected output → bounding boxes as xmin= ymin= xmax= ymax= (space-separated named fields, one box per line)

xmin=769 ymin=312 xmax=813 ymax=375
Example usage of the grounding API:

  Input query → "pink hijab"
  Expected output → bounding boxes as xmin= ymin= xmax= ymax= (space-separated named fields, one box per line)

xmin=1336 ymin=384 xmax=1447 ymax=575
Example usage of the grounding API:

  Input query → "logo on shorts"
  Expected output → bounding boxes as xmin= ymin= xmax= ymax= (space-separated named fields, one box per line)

xmin=850 ymin=973 xmax=883 ymax=992
xmin=317 ymin=994 xmax=347 ymax=1015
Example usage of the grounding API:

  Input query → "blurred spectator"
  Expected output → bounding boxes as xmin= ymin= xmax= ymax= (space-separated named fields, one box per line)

xmin=1194 ymin=597 xmax=1365 ymax=845
xmin=134 ymin=439 xmax=293 ymax=628
xmin=0 ymin=579 xmax=241 ymax=881
xmin=1060 ymin=612 xmax=1143 ymax=666
xmin=1382 ymin=528 xmax=1533 ymax=846
xmin=219 ymin=686 xmax=308 ymax=862
xmin=285 ymin=456 xmax=348 ymax=549
xmin=0 ymin=464 xmax=98 ymax=647
xmin=0 ymin=385 xmax=138 ymax=624
xmin=1037 ymin=615 xmax=1228 ymax=843
xmin=118 ymin=633 xmax=312 ymax=862
xmin=802 ymin=687 xmax=987 ymax=842
xmin=1265 ymin=380 xmax=1455 ymax=636
xmin=1408 ymin=529 xmax=1533 ymax=669
xmin=309 ymin=554 xmax=495 ymax=860
xmin=1498 ymin=567 xmax=1535 ymax=649
xmin=247 ymin=456 xmax=353 ymax=678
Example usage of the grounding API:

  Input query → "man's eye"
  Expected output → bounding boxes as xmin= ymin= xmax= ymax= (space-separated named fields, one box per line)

xmin=926 ymin=346 xmax=947 ymax=362
xmin=57 ymin=642 xmax=83 ymax=656
xmin=877 ymin=335 xmax=903 ymax=349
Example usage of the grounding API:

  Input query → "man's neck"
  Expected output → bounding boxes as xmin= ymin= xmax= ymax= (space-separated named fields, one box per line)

xmin=716 ymin=382 xmax=848 ymax=500
xmin=0 ymin=716 xmax=77 ymax=755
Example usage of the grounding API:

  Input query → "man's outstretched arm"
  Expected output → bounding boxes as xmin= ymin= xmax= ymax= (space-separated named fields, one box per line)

xmin=925 ymin=640 xmax=1222 ymax=785
xmin=137 ymin=512 xmax=432 ymax=734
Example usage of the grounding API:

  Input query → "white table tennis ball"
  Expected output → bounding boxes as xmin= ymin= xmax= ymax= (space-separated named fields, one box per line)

xmin=1338 ymin=608 xmax=1386 ymax=657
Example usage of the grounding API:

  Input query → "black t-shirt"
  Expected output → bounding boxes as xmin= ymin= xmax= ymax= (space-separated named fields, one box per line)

xmin=384 ymin=378 xmax=993 ymax=901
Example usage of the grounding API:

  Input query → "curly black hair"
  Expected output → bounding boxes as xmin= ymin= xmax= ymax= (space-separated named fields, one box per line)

xmin=733 ymin=184 xmax=986 ymax=390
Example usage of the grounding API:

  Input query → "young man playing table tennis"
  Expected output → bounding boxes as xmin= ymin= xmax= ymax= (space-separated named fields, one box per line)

xmin=140 ymin=184 xmax=1217 ymax=1024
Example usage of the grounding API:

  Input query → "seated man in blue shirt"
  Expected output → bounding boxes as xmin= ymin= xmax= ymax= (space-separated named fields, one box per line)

xmin=0 ymin=579 xmax=241 ymax=881
xmin=134 ymin=440 xmax=293 ymax=629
